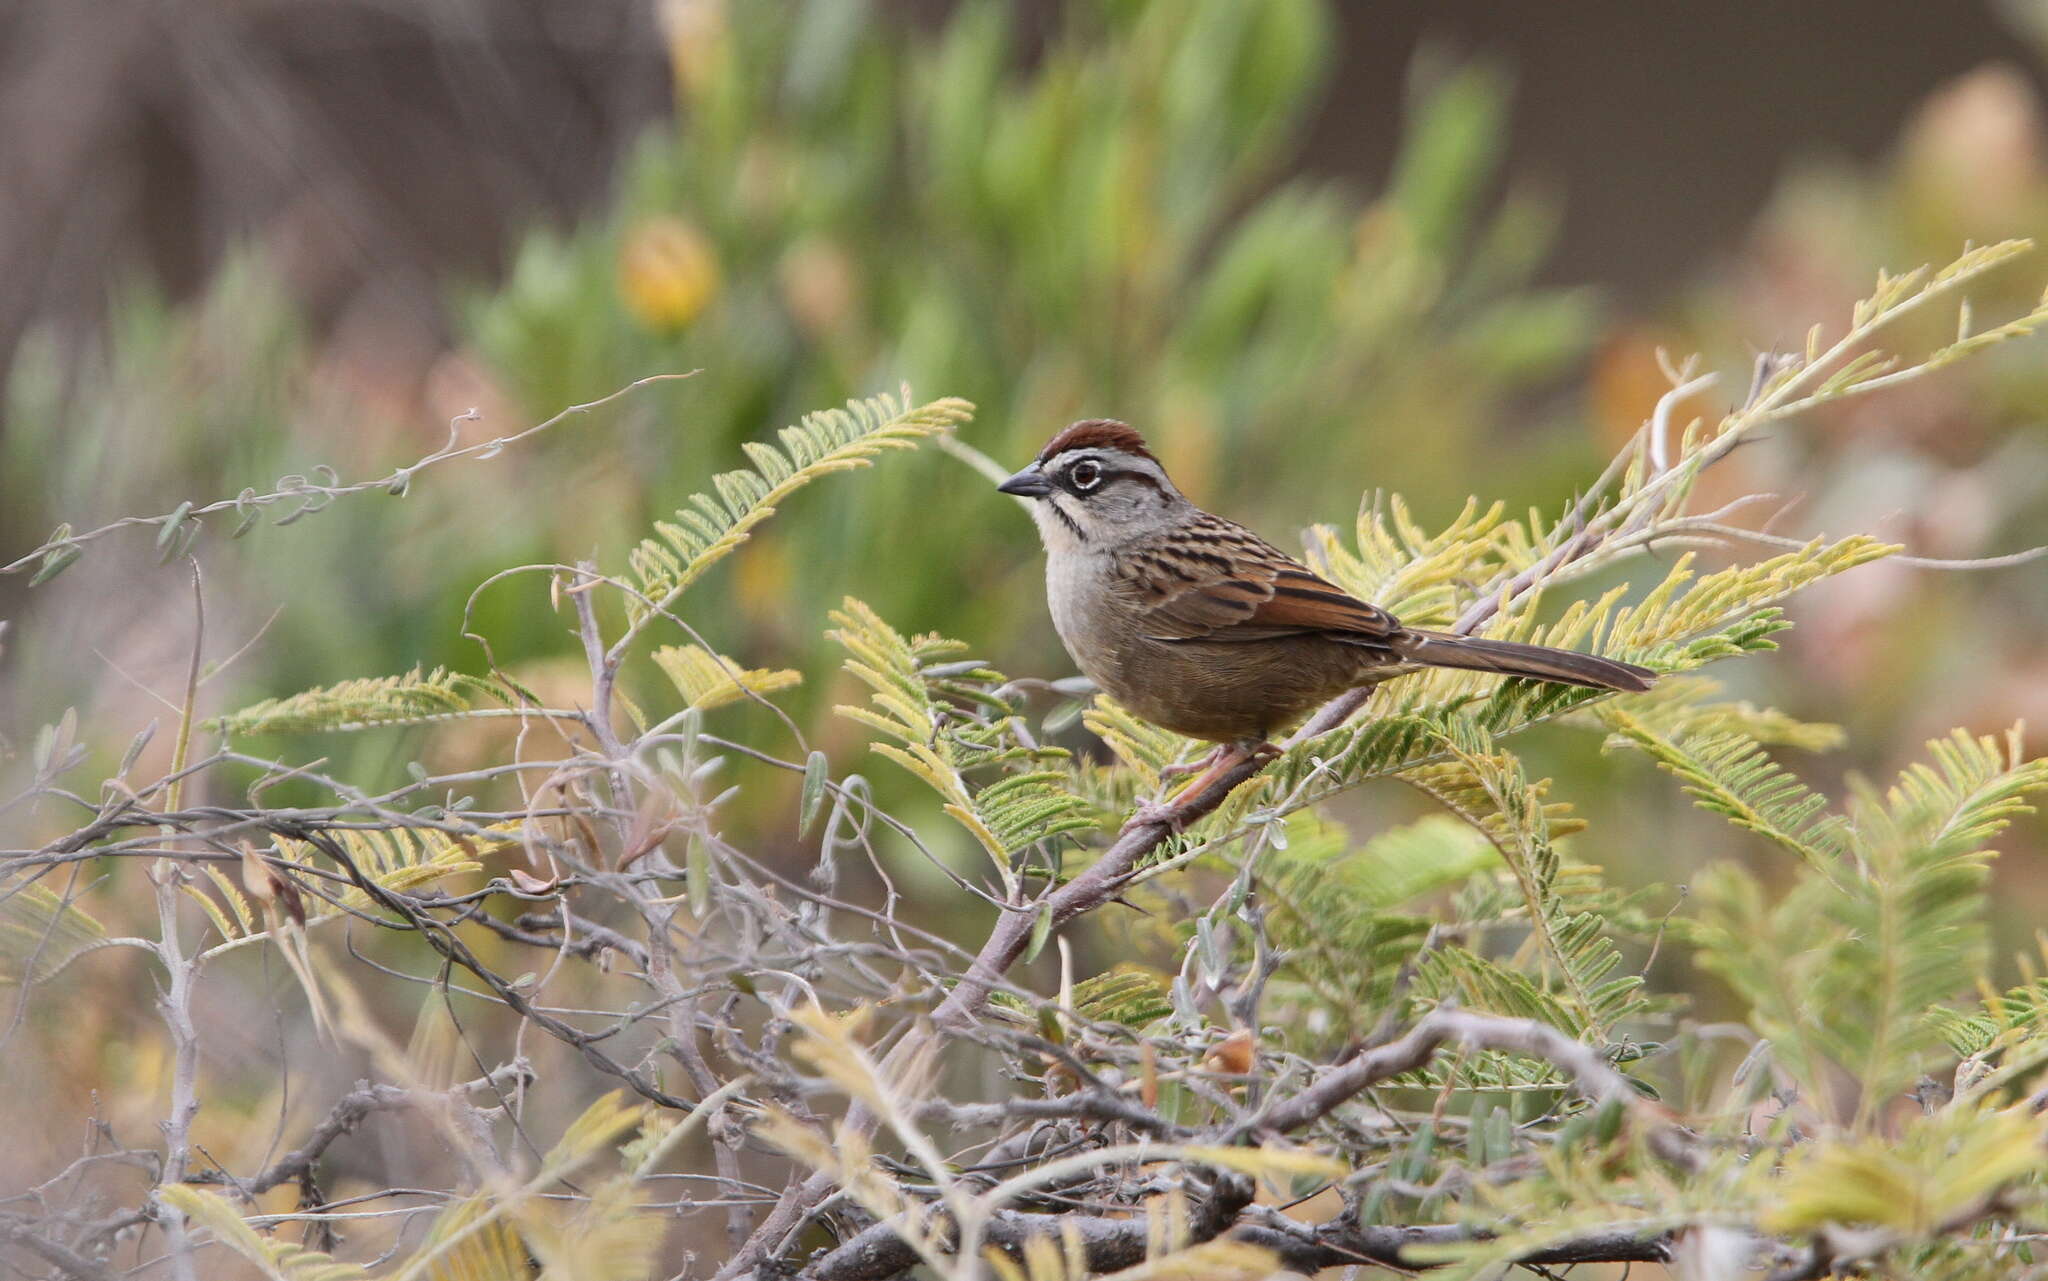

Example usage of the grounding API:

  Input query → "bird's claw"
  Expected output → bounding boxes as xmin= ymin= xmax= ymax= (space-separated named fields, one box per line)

xmin=1157 ymin=746 xmax=1225 ymax=782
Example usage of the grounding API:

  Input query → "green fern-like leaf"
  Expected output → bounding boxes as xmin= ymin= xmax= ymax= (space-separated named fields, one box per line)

xmin=1417 ymin=717 xmax=1647 ymax=1040
xmin=651 ymin=643 xmax=801 ymax=711
xmin=315 ymin=825 xmax=506 ymax=910
xmin=1832 ymin=728 xmax=2047 ymax=1119
xmin=1309 ymin=494 xmax=1512 ymax=626
xmin=0 ymin=882 xmax=107 ymax=985
xmin=1081 ymin=696 xmax=1192 ymax=787
xmin=408 ymin=1192 xmax=536 ymax=1281
xmin=1929 ymin=966 xmax=2048 ymax=1104
xmin=1602 ymin=709 xmax=1847 ymax=870
xmin=1294 ymin=812 xmax=1502 ymax=910
xmin=625 ymin=390 xmax=972 ymax=622
xmin=1071 ymin=966 xmax=1174 ymax=1027
xmin=1761 ymin=1101 xmax=2046 ymax=1239
xmin=1694 ymin=726 xmax=2047 ymax=1120
xmin=1420 ymin=944 xmax=1582 ymax=1035
xmin=521 ymin=1177 xmax=667 ymax=1281
xmin=1571 ymin=674 xmax=1843 ymax=752
xmin=1857 ymin=726 xmax=2048 ymax=858
xmin=216 ymin=667 xmax=512 ymax=735
xmin=1600 ymin=539 xmax=1896 ymax=662
xmin=1263 ymin=813 xmax=1498 ymax=1030
xmin=159 ymin=1185 xmax=372 ymax=1280
xmin=1400 ymin=758 xmax=1585 ymax=847
xmin=829 ymin=598 xmax=1102 ymax=884
xmin=192 ymin=824 xmax=515 ymax=953
xmin=1931 ymin=978 xmax=2048 ymax=1059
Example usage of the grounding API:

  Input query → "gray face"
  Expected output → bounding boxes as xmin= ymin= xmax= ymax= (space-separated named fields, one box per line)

xmin=1014 ymin=447 xmax=1189 ymax=553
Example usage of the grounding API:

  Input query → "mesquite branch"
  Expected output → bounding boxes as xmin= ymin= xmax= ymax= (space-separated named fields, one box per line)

xmin=808 ymin=1008 xmax=1687 ymax=1281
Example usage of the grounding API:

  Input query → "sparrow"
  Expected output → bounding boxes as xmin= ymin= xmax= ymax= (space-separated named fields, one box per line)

xmin=999 ymin=420 xmax=1655 ymax=799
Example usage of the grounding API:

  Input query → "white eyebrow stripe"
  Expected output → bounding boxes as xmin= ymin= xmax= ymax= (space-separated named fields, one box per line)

xmin=1046 ymin=448 xmax=1176 ymax=499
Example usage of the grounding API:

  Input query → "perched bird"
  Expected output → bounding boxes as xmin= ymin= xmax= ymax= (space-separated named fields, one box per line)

xmin=999 ymin=419 xmax=1655 ymax=801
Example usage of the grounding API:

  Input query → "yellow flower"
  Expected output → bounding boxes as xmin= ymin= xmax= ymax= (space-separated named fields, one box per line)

xmin=617 ymin=216 xmax=720 ymax=333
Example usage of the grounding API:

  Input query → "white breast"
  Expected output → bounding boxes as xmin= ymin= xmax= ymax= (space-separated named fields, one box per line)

xmin=1043 ymin=543 xmax=1125 ymax=684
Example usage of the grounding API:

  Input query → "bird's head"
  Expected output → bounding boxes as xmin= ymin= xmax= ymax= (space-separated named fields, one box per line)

xmin=998 ymin=419 xmax=1189 ymax=550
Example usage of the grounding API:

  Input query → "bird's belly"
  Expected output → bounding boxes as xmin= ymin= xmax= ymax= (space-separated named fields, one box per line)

xmin=1061 ymin=621 xmax=1369 ymax=744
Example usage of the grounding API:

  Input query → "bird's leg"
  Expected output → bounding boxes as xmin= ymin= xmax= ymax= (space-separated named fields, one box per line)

xmin=1168 ymin=741 xmax=1268 ymax=803
xmin=1129 ymin=740 xmax=1278 ymax=832
xmin=1157 ymin=744 xmax=1228 ymax=782
xmin=1133 ymin=746 xmax=1228 ymax=829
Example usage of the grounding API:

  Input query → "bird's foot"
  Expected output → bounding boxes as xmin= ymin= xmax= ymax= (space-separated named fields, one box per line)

xmin=1131 ymin=742 xmax=1280 ymax=832
xmin=1157 ymin=745 xmax=1227 ymax=782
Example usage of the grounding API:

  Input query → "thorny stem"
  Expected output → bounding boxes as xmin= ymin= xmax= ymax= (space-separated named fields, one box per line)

xmin=149 ymin=871 xmax=202 ymax=1281
xmin=162 ymin=562 xmax=205 ymax=819
xmin=1456 ymin=243 xmax=2045 ymax=640
xmin=569 ymin=565 xmax=757 ymax=1249
xmin=184 ymin=1066 xmax=531 ymax=1197
xmin=146 ymin=561 xmax=207 ymax=1281
xmin=1 ymin=373 xmax=697 ymax=578
xmin=810 ymin=1008 xmax=1691 ymax=1281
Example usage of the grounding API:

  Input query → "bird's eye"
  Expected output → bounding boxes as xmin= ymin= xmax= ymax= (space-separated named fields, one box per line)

xmin=1070 ymin=460 xmax=1103 ymax=491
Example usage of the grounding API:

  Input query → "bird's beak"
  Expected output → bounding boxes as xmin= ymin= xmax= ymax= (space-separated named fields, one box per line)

xmin=997 ymin=466 xmax=1053 ymax=498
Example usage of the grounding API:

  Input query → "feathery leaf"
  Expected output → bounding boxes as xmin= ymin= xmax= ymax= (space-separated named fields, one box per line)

xmin=651 ymin=643 xmax=801 ymax=711
xmin=216 ymin=667 xmax=514 ymax=735
xmin=625 ymin=390 xmax=972 ymax=621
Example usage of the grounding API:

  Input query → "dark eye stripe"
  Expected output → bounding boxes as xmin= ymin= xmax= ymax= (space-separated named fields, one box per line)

xmin=1061 ymin=460 xmax=1167 ymax=497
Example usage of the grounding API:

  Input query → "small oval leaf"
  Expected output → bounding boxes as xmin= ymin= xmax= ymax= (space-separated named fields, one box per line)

xmin=156 ymin=501 xmax=193 ymax=550
xmin=798 ymin=750 xmax=829 ymax=837
xmin=118 ymin=720 xmax=159 ymax=777
xmin=1023 ymin=899 xmax=1055 ymax=964
xmin=686 ymin=836 xmax=710 ymax=917
xmin=29 ymin=545 xmax=82 ymax=587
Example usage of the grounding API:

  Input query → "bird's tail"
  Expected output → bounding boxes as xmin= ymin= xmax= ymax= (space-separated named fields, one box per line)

xmin=1397 ymin=631 xmax=1655 ymax=693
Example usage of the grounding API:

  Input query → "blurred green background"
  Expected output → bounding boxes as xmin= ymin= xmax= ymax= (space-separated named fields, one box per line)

xmin=3 ymin=0 xmax=2048 ymax=1182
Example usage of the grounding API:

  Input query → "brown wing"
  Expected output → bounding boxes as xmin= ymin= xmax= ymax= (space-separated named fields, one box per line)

xmin=1124 ymin=512 xmax=1401 ymax=644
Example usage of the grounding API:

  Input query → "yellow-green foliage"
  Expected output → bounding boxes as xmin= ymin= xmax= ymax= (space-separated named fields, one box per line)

xmin=1603 ymin=710 xmax=1850 ymax=870
xmin=1421 ymin=718 xmax=1646 ymax=1039
xmin=216 ymin=667 xmax=513 ymax=735
xmin=1682 ymin=727 xmax=2048 ymax=1120
xmin=1307 ymin=496 xmax=1515 ymax=626
xmin=185 ymin=825 xmax=513 ymax=954
xmin=1765 ymin=1102 xmax=2047 ymax=1238
xmin=651 ymin=643 xmax=801 ymax=711
xmin=164 ymin=1092 xmax=661 ymax=1281
xmin=623 ymin=390 xmax=972 ymax=623
xmin=1576 ymin=673 xmax=1843 ymax=752
xmin=0 ymin=883 xmax=105 ymax=985
xmin=829 ymin=598 xmax=1101 ymax=888
xmin=9 ymin=7 xmax=2048 ymax=1277
xmin=1264 ymin=813 xmax=1496 ymax=1023
xmin=161 ymin=1184 xmax=371 ymax=1281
